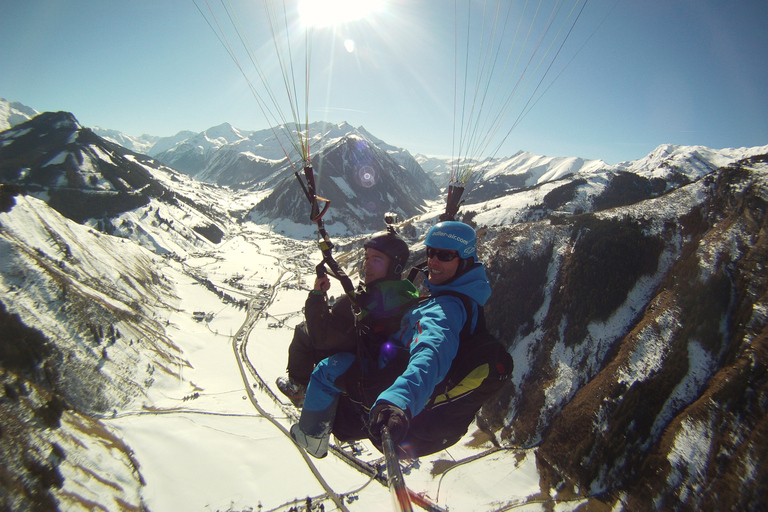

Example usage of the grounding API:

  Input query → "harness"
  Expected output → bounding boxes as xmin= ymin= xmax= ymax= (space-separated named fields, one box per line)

xmin=423 ymin=291 xmax=496 ymax=409
xmin=352 ymin=289 xmax=485 ymax=405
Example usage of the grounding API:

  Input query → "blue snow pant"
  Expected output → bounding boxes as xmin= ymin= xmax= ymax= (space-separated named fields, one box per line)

xmin=300 ymin=350 xmax=387 ymax=442
xmin=298 ymin=352 xmax=356 ymax=437
xmin=303 ymin=336 xmax=514 ymax=457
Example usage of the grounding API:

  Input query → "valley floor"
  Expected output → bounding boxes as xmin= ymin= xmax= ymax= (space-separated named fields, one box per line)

xmin=105 ymin=222 xmax=579 ymax=512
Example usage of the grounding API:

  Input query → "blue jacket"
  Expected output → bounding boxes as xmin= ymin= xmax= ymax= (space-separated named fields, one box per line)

xmin=374 ymin=264 xmax=492 ymax=417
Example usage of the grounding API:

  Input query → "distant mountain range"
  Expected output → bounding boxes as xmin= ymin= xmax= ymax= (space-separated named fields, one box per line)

xmin=2 ymin=97 xmax=766 ymax=236
xmin=0 ymin=106 xmax=439 ymax=234
xmin=2 ymin=96 xmax=768 ymax=510
xmin=0 ymin=97 xmax=739 ymax=232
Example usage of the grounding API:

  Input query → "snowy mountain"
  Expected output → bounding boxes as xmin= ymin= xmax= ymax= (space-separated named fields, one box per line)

xmin=430 ymin=143 xmax=768 ymax=229
xmin=0 ymin=189 xmax=187 ymax=511
xmin=355 ymin=125 xmax=437 ymax=198
xmin=152 ymin=120 xmax=434 ymax=194
xmin=2 ymin=104 xmax=768 ymax=510
xmin=151 ymin=122 xmax=254 ymax=176
xmin=0 ymin=112 xmax=439 ymax=234
xmin=89 ymin=126 xmax=198 ymax=158
xmin=142 ymin=129 xmax=198 ymax=157
xmin=252 ymin=132 xmax=440 ymax=234
xmin=0 ymin=111 xmax=233 ymax=247
xmin=476 ymin=151 xmax=768 ymax=509
xmin=414 ymin=153 xmax=453 ymax=186
xmin=89 ymin=126 xmax=161 ymax=156
xmin=415 ymin=151 xmax=607 ymax=193
xmin=0 ymin=97 xmax=39 ymax=131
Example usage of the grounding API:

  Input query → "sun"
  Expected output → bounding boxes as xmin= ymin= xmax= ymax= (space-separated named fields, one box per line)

xmin=298 ymin=0 xmax=383 ymax=28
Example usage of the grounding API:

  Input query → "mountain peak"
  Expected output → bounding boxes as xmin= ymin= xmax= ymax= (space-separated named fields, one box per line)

xmin=0 ymin=98 xmax=40 ymax=131
xmin=202 ymin=122 xmax=248 ymax=144
xmin=34 ymin=111 xmax=82 ymax=132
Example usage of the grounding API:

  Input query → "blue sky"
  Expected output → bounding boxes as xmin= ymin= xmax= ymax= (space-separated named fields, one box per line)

xmin=1 ymin=0 xmax=766 ymax=164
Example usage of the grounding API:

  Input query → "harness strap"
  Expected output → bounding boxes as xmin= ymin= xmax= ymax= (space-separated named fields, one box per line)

xmin=295 ymin=165 xmax=359 ymax=313
xmin=425 ymin=290 xmax=483 ymax=341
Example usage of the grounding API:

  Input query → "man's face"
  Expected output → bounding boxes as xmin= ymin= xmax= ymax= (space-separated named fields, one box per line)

xmin=426 ymin=247 xmax=460 ymax=286
xmin=363 ymin=247 xmax=391 ymax=284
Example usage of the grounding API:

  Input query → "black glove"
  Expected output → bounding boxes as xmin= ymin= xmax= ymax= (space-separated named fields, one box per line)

xmin=369 ymin=403 xmax=409 ymax=446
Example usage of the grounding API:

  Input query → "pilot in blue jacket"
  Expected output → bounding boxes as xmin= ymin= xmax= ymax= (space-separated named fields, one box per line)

xmin=291 ymin=221 xmax=491 ymax=459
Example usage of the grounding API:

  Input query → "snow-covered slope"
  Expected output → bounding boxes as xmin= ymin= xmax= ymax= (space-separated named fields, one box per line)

xmin=0 ymin=193 xmax=184 ymax=412
xmin=0 ymin=97 xmax=38 ymax=131
xmin=2 ymin=103 xmax=768 ymax=511
xmin=417 ymin=144 xmax=768 ymax=212
xmin=475 ymin=153 xmax=768 ymax=509
xmin=615 ymin=142 xmax=768 ymax=180
xmin=416 ymin=150 xmax=606 ymax=191
xmin=0 ymin=189 xmax=195 ymax=511
xmin=447 ymin=143 xmax=768 ymax=227
xmin=482 ymin=151 xmax=606 ymax=186
xmin=0 ymin=111 xmax=239 ymax=252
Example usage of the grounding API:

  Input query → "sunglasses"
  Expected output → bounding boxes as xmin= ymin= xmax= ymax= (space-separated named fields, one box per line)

xmin=426 ymin=247 xmax=459 ymax=262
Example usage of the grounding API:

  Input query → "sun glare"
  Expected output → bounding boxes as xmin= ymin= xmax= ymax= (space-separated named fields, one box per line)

xmin=298 ymin=0 xmax=383 ymax=28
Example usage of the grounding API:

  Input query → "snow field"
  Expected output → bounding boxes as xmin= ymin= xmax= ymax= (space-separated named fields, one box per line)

xmin=105 ymin=219 xmax=570 ymax=511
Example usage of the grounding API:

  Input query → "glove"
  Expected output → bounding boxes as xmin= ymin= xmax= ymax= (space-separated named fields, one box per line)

xmin=369 ymin=403 xmax=409 ymax=446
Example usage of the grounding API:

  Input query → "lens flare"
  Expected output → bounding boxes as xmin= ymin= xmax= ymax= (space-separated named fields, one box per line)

xmin=344 ymin=39 xmax=355 ymax=53
xmin=381 ymin=342 xmax=397 ymax=361
xmin=358 ymin=165 xmax=376 ymax=188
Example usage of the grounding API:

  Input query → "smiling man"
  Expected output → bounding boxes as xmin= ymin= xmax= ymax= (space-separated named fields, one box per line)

xmin=425 ymin=246 xmax=459 ymax=285
xmin=276 ymin=231 xmax=416 ymax=409
xmin=290 ymin=221 xmax=501 ymax=459
xmin=364 ymin=221 xmax=493 ymax=454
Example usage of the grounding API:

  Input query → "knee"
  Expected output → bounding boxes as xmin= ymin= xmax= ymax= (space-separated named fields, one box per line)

xmin=311 ymin=353 xmax=356 ymax=388
xmin=291 ymin=323 xmax=311 ymax=344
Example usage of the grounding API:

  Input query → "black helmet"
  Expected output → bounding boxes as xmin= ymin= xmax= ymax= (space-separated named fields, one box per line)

xmin=363 ymin=232 xmax=409 ymax=279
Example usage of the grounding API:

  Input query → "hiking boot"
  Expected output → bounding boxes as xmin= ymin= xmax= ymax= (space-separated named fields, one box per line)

xmin=276 ymin=376 xmax=306 ymax=408
xmin=289 ymin=393 xmax=339 ymax=459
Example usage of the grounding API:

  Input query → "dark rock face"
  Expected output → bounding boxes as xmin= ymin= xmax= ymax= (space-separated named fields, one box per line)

xmin=1 ymin=112 xmax=169 ymax=222
xmin=477 ymin=154 xmax=768 ymax=509
xmin=253 ymin=135 xmax=438 ymax=232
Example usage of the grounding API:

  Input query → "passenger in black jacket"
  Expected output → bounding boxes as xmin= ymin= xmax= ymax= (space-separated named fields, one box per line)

xmin=276 ymin=232 xmax=416 ymax=408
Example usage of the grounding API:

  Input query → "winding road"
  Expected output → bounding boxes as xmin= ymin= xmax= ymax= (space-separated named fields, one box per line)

xmin=224 ymin=244 xmax=446 ymax=512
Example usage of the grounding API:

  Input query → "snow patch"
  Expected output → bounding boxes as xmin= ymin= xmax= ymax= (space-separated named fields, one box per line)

xmin=651 ymin=341 xmax=716 ymax=439
xmin=43 ymin=151 xmax=68 ymax=166
xmin=89 ymin=144 xmax=115 ymax=164
xmin=667 ymin=414 xmax=714 ymax=502
xmin=696 ymin=220 xmax=745 ymax=283
xmin=330 ymin=175 xmax=358 ymax=199
xmin=617 ymin=308 xmax=679 ymax=386
xmin=544 ymin=357 xmax=579 ymax=409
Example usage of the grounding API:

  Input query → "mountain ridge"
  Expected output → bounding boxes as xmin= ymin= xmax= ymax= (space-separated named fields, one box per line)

xmin=2 ymin=97 xmax=768 ymax=510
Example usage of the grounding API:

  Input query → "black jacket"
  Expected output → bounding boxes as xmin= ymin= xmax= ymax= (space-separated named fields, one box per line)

xmin=303 ymin=292 xmax=357 ymax=353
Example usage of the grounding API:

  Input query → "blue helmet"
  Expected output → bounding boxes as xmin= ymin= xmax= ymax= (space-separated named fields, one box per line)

xmin=424 ymin=221 xmax=477 ymax=262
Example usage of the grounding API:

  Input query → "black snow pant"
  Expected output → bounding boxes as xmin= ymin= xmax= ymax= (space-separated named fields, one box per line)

xmin=286 ymin=323 xmax=318 ymax=386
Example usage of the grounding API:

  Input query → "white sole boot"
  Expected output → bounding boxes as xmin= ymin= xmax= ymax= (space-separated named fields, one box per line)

xmin=290 ymin=423 xmax=330 ymax=458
